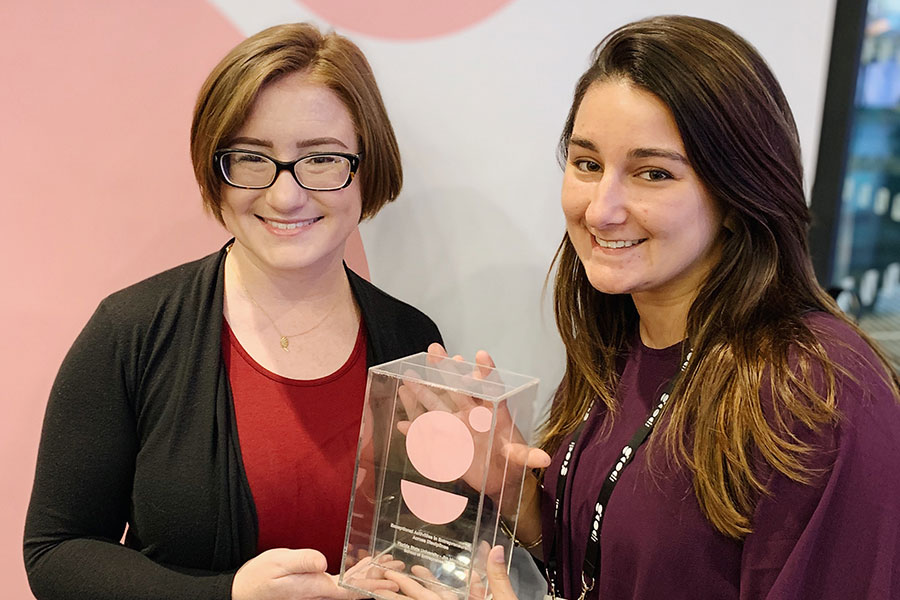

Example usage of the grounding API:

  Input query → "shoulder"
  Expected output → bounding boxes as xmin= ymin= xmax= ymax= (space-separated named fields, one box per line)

xmin=800 ymin=312 xmax=896 ymax=402
xmin=803 ymin=311 xmax=874 ymax=361
xmin=73 ymin=248 xmax=225 ymax=365
xmin=96 ymin=248 xmax=224 ymax=327
xmin=347 ymin=268 xmax=443 ymax=356
xmin=750 ymin=311 xmax=899 ymax=484
xmin=347 ymin=268 xmax=440 ymax=333
xmin=795 ymin=311 xmax=900 ymax=460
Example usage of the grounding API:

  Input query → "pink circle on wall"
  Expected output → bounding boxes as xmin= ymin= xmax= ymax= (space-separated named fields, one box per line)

xmin=405 ymin=411 xmax=474 ymax=482
xmin=297 ymin=0 xmax=516 ymax=40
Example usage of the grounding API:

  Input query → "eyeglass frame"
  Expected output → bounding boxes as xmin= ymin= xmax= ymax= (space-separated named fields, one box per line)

xmin=213 ymin=148 xmax=364 ymax=191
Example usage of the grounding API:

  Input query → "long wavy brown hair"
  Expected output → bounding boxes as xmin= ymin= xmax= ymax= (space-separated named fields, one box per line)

xmin=542 ymin=15 xmax=899 ymax=538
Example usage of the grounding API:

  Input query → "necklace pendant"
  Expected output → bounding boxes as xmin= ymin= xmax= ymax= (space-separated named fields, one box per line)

xmin=280 ymin=336 xmax=290 ymax=352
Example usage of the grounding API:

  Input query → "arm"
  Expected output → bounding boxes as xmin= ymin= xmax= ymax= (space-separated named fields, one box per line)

xmin=23 ymin=302 xmax=234 ymax=600
xmin=502 ymin=473 xmax=544 ymax=558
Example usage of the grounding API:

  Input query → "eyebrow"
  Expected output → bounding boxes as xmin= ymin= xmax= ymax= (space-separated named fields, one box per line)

xmin=568 ymin=136 xmax=598 ymax=152
xmin=297 ymin=137 xmax=349 ymax=150
xmin=568 ymin=136 xmax=688 ymax=164
xmin=227 ymin=136 xmax=272 ymax=148
xmin=628 ymin=147 xmax=688 ymax=164
xmin=226 ymin=136 xmax=349 ymax=150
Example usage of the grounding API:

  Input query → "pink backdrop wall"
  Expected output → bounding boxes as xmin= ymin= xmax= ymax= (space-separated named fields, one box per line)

xmin=2 ymin=4 xmax=232 ymax=598
xmin=0 ymin=3 xmax=366 ymax=597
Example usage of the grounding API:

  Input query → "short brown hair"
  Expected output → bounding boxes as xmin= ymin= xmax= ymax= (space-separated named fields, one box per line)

xmin=190 ymin=23 xmax=402 ymax=224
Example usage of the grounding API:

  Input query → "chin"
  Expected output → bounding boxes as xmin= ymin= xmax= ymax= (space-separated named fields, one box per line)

xmin=592 ymin=284 xmax=634 ymax=296
xmin=255 ymin=246 xmax=335 ymax=273
xmin=582 ymin=269 xmax=632 ymax=296
xmin=587 ymin=281 xmax=632 ymax=296
xmin=283 ymin=255 xmax=338 ymax=273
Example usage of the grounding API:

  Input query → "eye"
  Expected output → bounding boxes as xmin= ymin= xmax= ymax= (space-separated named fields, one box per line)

xmin=638 ymin=169 xmax=672 ymax=181
xmin=234 ymin=153 xmax=266 ymax=164
xmin=572 ymin=158 xmax=602 ymax=173
xmin=307 ymin=154 xmax=339 ymax=165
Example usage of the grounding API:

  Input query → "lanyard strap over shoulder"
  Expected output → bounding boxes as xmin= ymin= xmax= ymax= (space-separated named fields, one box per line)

xmin=546 ymin=350 xmax=691 ymax=600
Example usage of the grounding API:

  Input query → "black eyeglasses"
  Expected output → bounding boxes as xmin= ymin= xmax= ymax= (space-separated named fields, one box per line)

xmin=214 ymin=149 xmax=363 ymax=191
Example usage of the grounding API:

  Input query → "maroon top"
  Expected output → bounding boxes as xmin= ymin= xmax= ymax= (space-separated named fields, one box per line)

xmin=223 ymin=319 xmax=367 ymax=571
xmin=542 ymin=313 xmax=900 ymax=599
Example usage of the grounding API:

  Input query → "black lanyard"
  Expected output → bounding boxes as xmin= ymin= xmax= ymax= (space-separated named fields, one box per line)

xmin=545 ymin=351 xmax=691 ymax=600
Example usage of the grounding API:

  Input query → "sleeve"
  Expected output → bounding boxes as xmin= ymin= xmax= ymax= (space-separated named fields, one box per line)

xmin=23 ymin=301 xmax=235 ymax=600
xmin=739 ymin=346 xmax=900 ymax=599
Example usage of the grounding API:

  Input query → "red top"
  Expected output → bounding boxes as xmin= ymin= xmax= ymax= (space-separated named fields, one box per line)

xmin=222 ymin=319 xmax=367 ymax=571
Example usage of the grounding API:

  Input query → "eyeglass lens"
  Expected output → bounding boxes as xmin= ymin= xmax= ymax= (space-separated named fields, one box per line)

xmin=220 ymin=152 xmax=352 ymax=189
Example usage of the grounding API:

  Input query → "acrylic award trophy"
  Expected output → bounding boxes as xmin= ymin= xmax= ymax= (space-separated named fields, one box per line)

xmin=339 ymin=352 xmax=539 ymax=600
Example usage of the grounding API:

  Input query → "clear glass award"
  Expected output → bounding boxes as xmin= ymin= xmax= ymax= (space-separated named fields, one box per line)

xmin=339 ymin=352 xmax=539 ymax=600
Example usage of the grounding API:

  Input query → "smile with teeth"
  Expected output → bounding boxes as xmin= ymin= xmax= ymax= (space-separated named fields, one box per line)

xmin=258 ymin=216 xmax=322 ymax=230
xmin=594 ymin=235 xmax=645 ymax=249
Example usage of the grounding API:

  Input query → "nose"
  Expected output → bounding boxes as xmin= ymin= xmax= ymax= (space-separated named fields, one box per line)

xmin=265 ymin=169 xmax=308 ymax=213
xmin=584 ymin=175 xmax=627 ymax=228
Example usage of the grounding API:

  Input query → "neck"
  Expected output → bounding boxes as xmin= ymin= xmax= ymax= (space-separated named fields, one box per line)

xmin=632 ymin=290 xmax=694 ymax=349
xmin=226 ymin=242 xmax=348 ymax=305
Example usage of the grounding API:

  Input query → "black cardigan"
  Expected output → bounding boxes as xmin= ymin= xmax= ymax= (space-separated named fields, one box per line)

xmin=24 ymin=244 xmax=442 ymax=600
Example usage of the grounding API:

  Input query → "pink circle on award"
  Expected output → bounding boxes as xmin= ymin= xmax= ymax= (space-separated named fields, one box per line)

xmin=297 ymin=0 xmax=515 ymax=40
xmin=405 ymin=411 xmax=474 ymax=482
xmin=468 ymin=406 xmax=493 ymax=433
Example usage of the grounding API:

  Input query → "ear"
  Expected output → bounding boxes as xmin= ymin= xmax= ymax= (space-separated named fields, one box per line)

xmin=722 ymin=211 xmax=737 ymax=233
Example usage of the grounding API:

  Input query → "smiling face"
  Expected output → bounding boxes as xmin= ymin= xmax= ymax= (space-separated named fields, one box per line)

xmin=219 ymin=70 xmax=362 ymax=277
xmin=561 ymin=79 xmax=724 ymax=306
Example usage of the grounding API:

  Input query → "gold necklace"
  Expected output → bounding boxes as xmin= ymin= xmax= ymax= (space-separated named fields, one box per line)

xmin=231 ymin=257 xmax=338 ymax=353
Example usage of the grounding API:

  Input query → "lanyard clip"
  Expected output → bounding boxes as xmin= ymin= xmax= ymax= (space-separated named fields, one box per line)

xmin=545 ymin=571 xmax=558 ymax=600
xmin=576 ymin=574 xmax=595 ymax=600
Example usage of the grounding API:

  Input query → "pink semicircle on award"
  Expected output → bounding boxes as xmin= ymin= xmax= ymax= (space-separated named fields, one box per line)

xmin=405 ymin=411 xmax=474 ymax=482
xmin=401 ymin=480 xmax=468 ymax=525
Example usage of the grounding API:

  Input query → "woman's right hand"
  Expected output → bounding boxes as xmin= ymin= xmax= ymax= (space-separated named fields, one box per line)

xmin=422 ymin=343 xmax=551 ymax=472
xmin=404 ymin=344 xmax=548 ymax=549
xmin=404 ymin=344 xmax=551 ymax=501
xmin=231 ymin=548 xmax=400 ymax=600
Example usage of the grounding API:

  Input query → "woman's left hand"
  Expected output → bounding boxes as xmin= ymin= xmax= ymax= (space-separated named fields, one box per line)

xmin=377 ymin=545 xmax=519 ymax=600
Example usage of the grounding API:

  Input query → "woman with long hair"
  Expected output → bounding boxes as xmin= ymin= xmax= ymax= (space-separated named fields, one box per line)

xmin=476 ymin=14 xmax=900 ymax=600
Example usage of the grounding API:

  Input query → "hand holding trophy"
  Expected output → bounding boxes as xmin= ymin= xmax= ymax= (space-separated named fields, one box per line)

xmin=339 ymin=347 xmax=546 ymax=600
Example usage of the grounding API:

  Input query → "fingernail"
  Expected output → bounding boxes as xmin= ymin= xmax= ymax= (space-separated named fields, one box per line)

xmin=491 ymin=545 xmax=505 ymax=563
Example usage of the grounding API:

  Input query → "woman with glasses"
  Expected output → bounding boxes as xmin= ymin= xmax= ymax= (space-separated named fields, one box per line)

xmin=25 ymin=23 xmax=440 ymax=600
xmin=399 ymin=15 xmax=900 ymax=600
